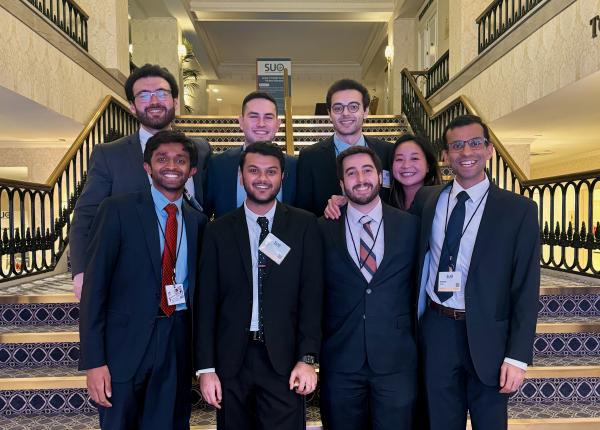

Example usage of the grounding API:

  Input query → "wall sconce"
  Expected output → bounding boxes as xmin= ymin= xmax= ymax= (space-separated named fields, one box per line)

xmin=178 ymin=44 xmax=187 ymax=61
xmin=384 ymin=45 xmax=394 ymax=62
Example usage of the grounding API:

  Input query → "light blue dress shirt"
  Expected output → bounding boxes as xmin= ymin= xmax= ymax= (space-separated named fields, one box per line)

xmin=333 ymin=133 xmax=366 ymax=156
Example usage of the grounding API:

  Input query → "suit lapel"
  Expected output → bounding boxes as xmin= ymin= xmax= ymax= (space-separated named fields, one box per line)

xmin=262 ymin=202 xmax=288 ymax=279
xmin=417 ymin=185 xmax=446 ymax=284
xmin=232 ymin=207 xmax=253 ymax=287
xmin=226 ymin=147 xmax=243 ymax=210
xmin=182 ymin=204 xmax=198 ymax=303
xmin=466 ymin=184 xmax=499 ymax=284
xmin=322 ymin=137 xmax=342 ymax=195
xmin=136 ymin=192 xmax=162 ymax=285
xmin=127 ymin=132 xmax=150 ymax=189
xmin=334 ymin=207 xmax=365 ymax=281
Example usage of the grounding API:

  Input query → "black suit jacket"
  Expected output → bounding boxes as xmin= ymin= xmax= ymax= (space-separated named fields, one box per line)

xmin=78 ymin=191 xmax=207 ymax=382
xmin=413 ymin=182 xmax=540 ymax=385
xmin=296 ymin=135 xmax=393 ymax=217
xmin=69 ymin=131 xmax=211 ymax=274
xmin=194 ymin=203 xmax=323 ymax=377
xmin=203 ymin=146 xmax=297 ymax=219
xmin=318 ymin=203 xmax=419 ymax=374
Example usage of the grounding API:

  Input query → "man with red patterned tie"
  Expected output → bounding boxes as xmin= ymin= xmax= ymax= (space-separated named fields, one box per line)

xmin=79 ymin=131 xmax=207 ymax=430
xmin=318 ymin=146 xmax=420 ymax=430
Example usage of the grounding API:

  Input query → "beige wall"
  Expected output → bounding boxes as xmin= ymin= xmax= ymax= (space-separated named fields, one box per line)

xmin=389 ymin=17 xmax=418 ymax=113
xmin=448 ymin=0 xmax=489 ymax=76
xmin=0 ymin=146 xmax=69 ymax=183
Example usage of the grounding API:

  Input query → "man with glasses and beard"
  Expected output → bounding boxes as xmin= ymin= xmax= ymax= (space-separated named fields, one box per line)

xmin=70 ymin=64 xmax=210 ymax=300
xmin=195 ymin=142 xmax=323 ymax=430
xmin=318 ymin=146 xmax=419 ymax=430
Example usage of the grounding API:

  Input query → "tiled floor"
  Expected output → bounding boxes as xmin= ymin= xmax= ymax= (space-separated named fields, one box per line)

xmin=0 ymin=274 xmax=73 ymax=296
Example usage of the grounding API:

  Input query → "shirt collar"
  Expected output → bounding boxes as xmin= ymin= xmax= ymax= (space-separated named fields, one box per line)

xmin=244 ymin=200 xmax=277 ymax=226
xmin=139 ymin=127 xmax=154 ymax=150
xmin=450 ymin=176 xmax=490 ymax=203
xmin=346 ymin=197 xmax=383 ymax=226
xmin=333 ymin=133 xmax=366 ymax=151
xmin=151 ymin=185 xmax=183 ymax=214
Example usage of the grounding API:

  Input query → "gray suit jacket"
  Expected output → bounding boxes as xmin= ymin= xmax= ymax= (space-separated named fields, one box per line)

xmin=69 ymin=131 xmax=210 ymax=274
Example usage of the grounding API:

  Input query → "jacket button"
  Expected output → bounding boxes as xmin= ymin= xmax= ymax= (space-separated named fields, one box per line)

xmin=366 ymin=289 xmax=372 ymax=294
xmin=363 ymin=314 xmax=366 ymax=320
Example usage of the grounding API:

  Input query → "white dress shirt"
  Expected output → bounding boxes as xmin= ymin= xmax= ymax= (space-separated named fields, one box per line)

xmin=345 ymin=198 xmax=385 ymax=278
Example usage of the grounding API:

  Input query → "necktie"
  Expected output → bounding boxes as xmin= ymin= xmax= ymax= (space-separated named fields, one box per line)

xmin=435 ymin=191 xmax=469 ymax=303
xmin=257 ymin=217 xmax=270 ymax=338
xmin=359 ymin=215 xmax=378 ymax=282
xmin=160 ymin=203 xmax=178 ymax=316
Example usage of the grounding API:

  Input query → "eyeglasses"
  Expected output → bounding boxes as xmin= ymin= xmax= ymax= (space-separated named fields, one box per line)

xmin=448 ymin=137 xmax=488 ymax=152
xmin=134 ymin=89 xmax=172 ymax=102
xmin=330 ymin=102 xmax=362 ymax=115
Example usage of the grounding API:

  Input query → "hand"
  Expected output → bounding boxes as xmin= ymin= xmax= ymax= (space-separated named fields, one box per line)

xmin=200 ymin=372 xmax=222 ymax=409
xmin=73 ymin=272 xmax=84 ymax=301
xmin=323 ymin=195 xmax=347 ymax=220
xmin=499 ymin=362 xmax=526 ymax=393
xmin=86 ymin=365 xmax=112 ymax=407
xmin=289 ymin=362 xmax=317 ymax=395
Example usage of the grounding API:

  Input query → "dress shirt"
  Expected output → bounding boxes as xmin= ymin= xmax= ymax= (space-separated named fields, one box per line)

xmin=333 ymin=133 xmax=366 ymax=156
xmin=140 ymin=128 xmax=195 ymax=197
xmin=425 ymin=177 xmax=527 ymax=370
xmin=235 ymin=143 xmax=283 ymax=208
xmin=150 ymin=185 xmax=188 ymax=311
xmin=345 ymin=198 xmax=385 ymax=276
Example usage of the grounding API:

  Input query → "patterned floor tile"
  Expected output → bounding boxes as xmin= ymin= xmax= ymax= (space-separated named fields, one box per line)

xmin=533 ymin=355 xmax=600 ymax=366
xmin=0 ymin=274 xmax=72 ymax=296
xmin=0 ymin=323 xmax=78 ymax=334
xmin=0 ymin=364 xmax=82 ymax=378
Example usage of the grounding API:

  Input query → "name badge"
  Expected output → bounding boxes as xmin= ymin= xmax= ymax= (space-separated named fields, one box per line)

xmin=382 ymin=170 xmax=391 ymax=188
xmin=438 ymin=271 xmax=462 ymax=292
xmin=166 ymin=283 xmax=186 ymax=306
xmin=259 ymin=233 xmax=291 ymax=265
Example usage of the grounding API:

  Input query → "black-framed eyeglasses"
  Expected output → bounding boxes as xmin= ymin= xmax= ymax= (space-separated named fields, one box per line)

xmin=448 ymin=137 xmax=488 ymax=152
xmin=331 ymin=102 xmax=362 ymax=115
xmin=134 ymin=89 xmax=172 ymax=102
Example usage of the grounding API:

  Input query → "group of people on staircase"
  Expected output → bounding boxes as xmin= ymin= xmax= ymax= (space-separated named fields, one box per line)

xmin=72 ymin=63 xmax=541 ymax=430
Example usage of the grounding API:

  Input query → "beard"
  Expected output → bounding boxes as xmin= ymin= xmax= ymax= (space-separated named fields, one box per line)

xmin=136 ymin=104 xmax=176 ymax=130
xmin=344 ymin=181 xmax=380 ymax=206
xmin=243 ymin=179 xmax=281 ymax=206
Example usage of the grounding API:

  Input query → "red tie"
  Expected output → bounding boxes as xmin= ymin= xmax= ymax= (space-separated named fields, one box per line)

xmin=160 ymin=203 xmax=178 ymax=316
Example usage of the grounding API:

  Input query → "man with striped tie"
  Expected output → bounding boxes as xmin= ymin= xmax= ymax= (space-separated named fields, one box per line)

xmin=318 ymin=145 xmax=420 ymax=430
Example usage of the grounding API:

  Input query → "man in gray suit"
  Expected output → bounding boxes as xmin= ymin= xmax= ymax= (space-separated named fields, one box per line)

xmin=69 ymin=64 xmax=211 ymax=299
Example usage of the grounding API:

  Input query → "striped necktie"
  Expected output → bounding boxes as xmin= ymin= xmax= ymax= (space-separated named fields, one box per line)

xmin=359 ymin=215 xmax=377 ymax=282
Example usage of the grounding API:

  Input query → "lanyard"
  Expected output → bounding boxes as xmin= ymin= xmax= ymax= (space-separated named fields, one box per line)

xmin=156 ymin=207 xmax=184 ymax=283
xmin=346 ymin=212 xmax=383 ymax=270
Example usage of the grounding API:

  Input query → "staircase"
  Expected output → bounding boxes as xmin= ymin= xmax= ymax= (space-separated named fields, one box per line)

xmin=0 ymin=270 xmax=598 ymax=429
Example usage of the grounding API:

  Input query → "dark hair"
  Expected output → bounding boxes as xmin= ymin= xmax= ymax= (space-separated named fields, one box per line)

xmin=390 ymin=134 xmax=442 ymax=210
xmin=125 ymin=64 xmax=179 ymax=102
xmin=239 ymin=141 xmax=285 ymax=172
xmin=336 ymin=146 xmax=382 ymax=180
xmin=442 ymin=114 xmax=490 ymax=149
xmin=143 ymin=131 xmax=198 ymax=166
xmin=241 ymin=91 xmax=278 ymax=114
xmin=326 ymin=79 xmax=370 ymax=111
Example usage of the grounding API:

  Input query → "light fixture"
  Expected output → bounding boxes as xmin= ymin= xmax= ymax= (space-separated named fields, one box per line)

xmin=384 ymin=45 xmax=393 ymax=62
xmin=129 ymin=44 xmax=133 ymax=54
xmin=216 ymin=98 xmax=223 ymax=102
xmin=212 ymin=88 xmax=219 ymax=93
xmin=177 ymin=44 xmax=187 ymax=61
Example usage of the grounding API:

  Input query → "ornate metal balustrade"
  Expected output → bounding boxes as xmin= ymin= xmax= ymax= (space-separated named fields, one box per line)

xmin=423 ymin=50 xmax=450 ymax=98
xmin=477 ymin=0 xmax=546 ymax=53
xmin=0 ymin=96 xmax=137 ymax=282
xmin=24 ymin=0 xmax=88 ymax=50
xmin=401 ymin=68 xmax=600 ymax=277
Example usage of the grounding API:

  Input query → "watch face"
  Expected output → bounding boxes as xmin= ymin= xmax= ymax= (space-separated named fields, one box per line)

xmin=302 ymin=355 xmax=315 ymax=365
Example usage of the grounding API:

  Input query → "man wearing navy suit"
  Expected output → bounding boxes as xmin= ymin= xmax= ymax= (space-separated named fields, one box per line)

xmin=79 ymin=131 xmax=207 ymax=429
xmin=318 ymin=146 xmax=419 ymax=430
xmin=412 ymin=115 xmax=540 ymax=430
xmin=203 ymin=91 xmax=296 ymax=218
xmin=296 ymin=79 xmax=393 ymax=217
xmin=70 ymin=64 xmax=211 ymax=299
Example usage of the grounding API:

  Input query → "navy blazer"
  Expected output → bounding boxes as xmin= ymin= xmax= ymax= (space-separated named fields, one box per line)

xmin=78 ymin=191 xmax=207 ymax=382
xmin=69 ymin=132 xmax=211 ymax=274
xmin=296 ymin=135 xmax=393 ymax=217
xmin=203 ymin=146 xmax=297 ymax=219
xmin=413 ymin=182 xmax=540 ymax=385
xmin=318 ymin=203 xmax=419 ymax=374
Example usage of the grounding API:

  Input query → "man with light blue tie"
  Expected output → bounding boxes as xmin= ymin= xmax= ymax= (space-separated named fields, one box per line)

xmin=203 ymin=91 xmax=297 ymax=218
xmin=411 ymin=115 xmax=540 ymax=430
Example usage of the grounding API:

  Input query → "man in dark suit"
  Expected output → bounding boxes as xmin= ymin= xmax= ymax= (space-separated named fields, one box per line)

xmin=203 ymin=91 xmax=296 ymax=218
xmin=79 ymin=131 xmax=207 ymax=429
xmin=412 ymin=115 xmax=540 ymax=430
xmin=296 ymin=79 xmax=393 ymax=216
xmin=318 ymin=146 xmax=419 ymax=430
xmin=196 ymin=142 xmax=322 ymax=429
xmin=70 ymin=63 xmax=211 ymax=299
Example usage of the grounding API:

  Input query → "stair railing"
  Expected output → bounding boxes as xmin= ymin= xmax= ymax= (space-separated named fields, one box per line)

xmin=401 ymin=68 xmax=600 ymax=278
xmin=24 ymin=0 xmax=89 ymax=51
xmin=0 ymin=96 xmax=137 ymax=282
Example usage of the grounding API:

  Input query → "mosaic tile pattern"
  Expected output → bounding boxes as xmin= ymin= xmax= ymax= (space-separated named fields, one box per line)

xmin=0 ymin=364 xmax=83 ymax=378
xmin=534 ymin=333 xmax=600 ymax=356
xmin=0 ymin=323 xmax=78 ymax=334
xmin=0 ymin=274 xmax=72 ymax=296
xmin=512 ymin=377 xmax=600 ymax=403
xmin=537 ymin=315 xmax=600 ymax=324
xmin=0 ymin=389 xmax=94 ymax=416
xmin=508 ymin=400 xmax=600 ymax=419
xmin=0 ymin=343 xmax=79 ymax=368
xmin=533 ymin=355 xmax=600 ymax=366
xmin=0 ymin=413 xmax=98 ymax=430
xmin=0 ymin=304 xmax=79 ymax=326
xmin=539 ymin=294 xmax=600 ymax=317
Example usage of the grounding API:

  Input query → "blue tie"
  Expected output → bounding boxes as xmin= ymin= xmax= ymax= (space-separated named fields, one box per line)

xmin=435 ymin=191 xmax=469 ymax=303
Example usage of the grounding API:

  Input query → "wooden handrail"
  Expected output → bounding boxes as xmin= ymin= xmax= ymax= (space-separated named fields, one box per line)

xmin=283 ymin=67 xmax=294 ymax=155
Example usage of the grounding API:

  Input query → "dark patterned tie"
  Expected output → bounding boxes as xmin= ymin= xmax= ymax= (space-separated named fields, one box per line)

xmin=359 ymin=215 xmax=378 ymax=282
xmin=435 ymin=191 xmax=469 ymax=303
xmin=257 ymin=217 xmax=270 ymax=338
xmin=160 ymin=203 xmax=178 ymax=316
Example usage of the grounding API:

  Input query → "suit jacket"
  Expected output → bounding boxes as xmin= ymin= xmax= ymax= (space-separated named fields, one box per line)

xmin=318 ymin=203 xmax=419 ymax=374
xmin=296 ymin=135 xmax=393 ymax=217
xmin=69 ymin=132 xmax=211 ymax=274
xmin=413 ymin=182 xmax=540 ymax=385
xmin=203 ymin=146 xmax=297 ymax=219
xmin=78 ymin=191 xmax=207 ymax=382
xmin=194 ymin=202 xmax=323 ymax=377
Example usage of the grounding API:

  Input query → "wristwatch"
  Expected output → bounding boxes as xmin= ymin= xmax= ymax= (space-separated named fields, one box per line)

xmin=300 ymin=354 xmax=317 ymax=365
